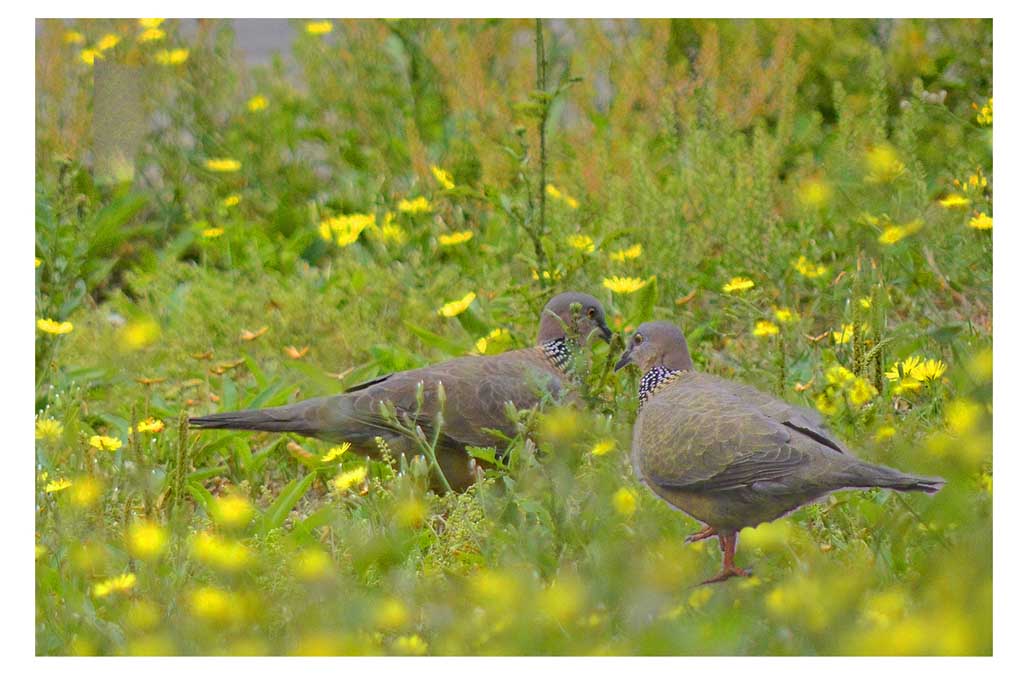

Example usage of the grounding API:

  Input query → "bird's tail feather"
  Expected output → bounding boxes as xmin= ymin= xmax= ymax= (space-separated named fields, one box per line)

xmin=189 ymin=398 xmax=332 ymax=438
xmin=842 ymin=461 xmax=945 ymax=495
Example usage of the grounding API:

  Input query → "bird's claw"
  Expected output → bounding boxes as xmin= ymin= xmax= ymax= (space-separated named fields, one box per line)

xmin=699 ymin=566 xmax=752 ymax=585
xmin=684 ymin=526 xmax=718 ymax=544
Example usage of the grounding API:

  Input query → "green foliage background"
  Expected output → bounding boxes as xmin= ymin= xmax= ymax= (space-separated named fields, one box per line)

xmin=35 ymin=18 xmax=992 ymax=655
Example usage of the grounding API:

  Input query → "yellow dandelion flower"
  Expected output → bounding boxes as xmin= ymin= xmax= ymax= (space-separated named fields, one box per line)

xmin=531 ymin=269 xmax=563 ymax=281
xmin=969 ymin=212 xmax=992 ymax=230
xmin=204 ymin=158 xmax=241 ymax=173
xmin=612 ymin=487 xmax=637 ymax=516
xmin=44 ymin=478 xmax=73 ymax=494
xmin=294 ymin=548 xmax=332 ymax=581
xmin=187 ymin=586 xmax=235 ymax=623
xmin=392 ymin=634 xmax=428 ymax=655
xmin=191 ymin=531 xmax=252 ymax=572
xmin=96 ymin=34 xmax=121 ymax=51
xmin=603 ymin=276 xmax=649 ymax=294
xmin=79 ymin=48 xmax=103 ymax=65
xmin=848 ymin=377 xmax=878 ymax=406
xmin=753 ymin=320 xmax=779 ymax=337
xmin=797 ymin=176 xmax=833 ymax=208
xmin=773 ymin=307 xmax=795 ymax=324
xmin=35 ymin=418 xmax=63 ymax=441
xmin=37 ymin=318 xmax=74 ymax=335
xmin=211 ymin=495 xmax=255 ymax=530
xmin=832 ymin=324 xmax=855 ymax=345
xmin=858 ymin=297 xmax=872 ymax=309
xmin=201 ymin=227 xmax=225 ymax=238
xmin=117 ymin=318 xmax=160 ymax=350
xmin=138 ymin=28 xmax=165 ymax=43
xmin=437 ymin=292 xmax=476 ymax=317
xmin=878 ymin=219 xmax=923 ymax=245
xmin=885 ymin=356 xmax=923 ymax=382
xmin=375 ymin=598 xmax=410 ymax=630
xmin=874 ymin=425 xmax=897 ymax=442
xmin=36 ymin=257 xmax=42 ymax=268
xmin=333 ymin=466 xmax=368 ymax=492
xmin=591 ymin=439 xmax=616 ymax=457
xmin=610 ymin=244 xmax=643 ymax=262
xmin=154 ymin=48 xmax=189 ymax=65
xmin=430 ymin=165 xmax=455 ymax=190
xmin=246 ymin=95 xmax=268 ymax=112
xmin=722 ymin=276 xmax=754 ymax=293
xmin=127 ymin=521 xmax=168 ymax=561
xmin=305 ymin=21 xmax=334 ymax=36
xmin=63 ymin=30 xmax=86 ymax=45
xmin=814 ymin=391 xmax=838 ymax=416
xmin=917 ymin=358 xmax=947 ymax=382
xmin=89 ymin=435 xmax=123 ymax=452
xmin=380 ymin=223 xmax=407 ymax=245
xmin=793 ymin=255 xmax=829 ymax=279
xmin=70 ymin=477 xmax=103 ymax=508
xmin=222 ymin=194 xmax=242 ymax=208
xmin=321 ymin=442 xmax=352 ymax=463
xmin=475 ymin=328 xmax=510 ymax=354
xmin=967 ymin=171 xmax=988 ymax=189
xmin=397 ymin=196 xmax=432 ymax=214
xmin=865 ymin=144 xmax=906 ymax=183
xmin=938 ymin=194 xmax=970 ymax=208
xmin=825 ymin=364 xmax=855 ymax=387
xmin=438 ymin=230 xmax=474 ymax=246
xmin=975 ymin=97 xmax=992 ymax=126
xmin=319 ymin=213 xmax=375 ymax=247
xmin=93 ymin=573 xmax=136 ymax=598
xmin=138 ymin=19 xmax=165 ymax=29
xmin=567 ymin=234 xmax=595 ymax=253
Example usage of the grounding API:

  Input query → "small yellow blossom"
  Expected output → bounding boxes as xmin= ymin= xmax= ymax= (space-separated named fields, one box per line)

xmin=437 ymin=292 xmax=476 ymax=317
xmin=858 ymin=297 xmax=872 ymax=309
xmin=36 ymin=257 xmax=42 ymax=268
xmin=191 ymin=532 xmax=252 ymax=571
xmin=938 ymin=194 xmax=971 ymax=208
xmin=612 ymin=487 xmax=637 ymax=516
xmin=380 ymin=222 xmax=407 ymax=245
xmin=397 ymin=196 xmax=432 ymax=214
xmin=967 ymin=172 xmax=988 ymax=189
xmin=202 ymin=227 xmax=225 ymax=238
xmin=305 ymin=21 xmax=334 ymax=36
xmin=531 ymin=269 xmax=563 ymax=282
xmin=591 ymin=439 xmax=616 ymax=457
xmin=946 ymin=399 xmax=982 ymax=435
xmin=969 ymin=212 xmax=992 ymax=230
xmin=567 ymin=234 xmax=595 ymax=253
xmin=187 ymin=586 xmax=236 ymax=623
xmin=832 ymin=324 xmax=855 ymax=345
xmin=70 ymin=477 xmax=103 ymax=508
xmin=204 ymin=158 xmax=242 ymax=173
xmin=793 ymin=256 xmax=828 ymax=279
xmin=603 ymin=276 xmax=649 ymax=294
xmin=79 ymin=48 xmax=103 ymax=65
xmin=438 ymin=230 xmax=474 ymax=246
xmin=127 ymin=521 xmax=168 ymax=561
xmin=475 ymin=328 xmax=510 ymax=354
xmin=865 ymin=144 xmax=906 ymax=183
xmin=848 ymin=377 xmax=878 ymax=406
xmin=885 ymin=356 xmax=922 ymax=382
xmin=139 ymin=19 xmax=165 ymax=29
xmin=118 ymin=318 xmax=160 ymax=350
xmin=222 ymin=194 xmax=242 ymax=208
xmin=211 ymin=494 xmax=255 ymax=530
xmin=814 ymin=391 xmax=838 ymax=416
xmin=431 ymin=165 xmax=455 ymax=190
xmin=321 ymin=442 xmax=352 ymax=463
xmin=35 ymin=418 xmax=63 ymax=441
xmin=246 ymin=95 xmax=268 ymax=112
xmin=319 ymin=213 xmax=376 ymax=247
xmin=294 ymin=548 xmax=332 ymax=581
xmin=917 ymin=358 xmax=947 ymax=382
xmin=89 ymin=435 xmax=123 ymax=452
xmin=610 ymin=244 xmax=643 ymax=261
xmin=64 ymin=30 xmax=86 ymax=45
xmin=975 ymin=97 xmax=992 ymax=126
xmin=44 ymin=478 xmax=73 ymax=494
xmin=93 ymin=573 xmax=136 ymax=598
xmin=96 ymin=34 xmax=121 ymax=51
xmin=37 ymin=318 xmax=74 ymax=335
xmin=878 ymin=219 xmax=923 ymax=245
xmin=546 ymin=184 xmax=579 ymax=209
xmin=825 ymin=364 xmax=855 ymax=387
xmin=333 ymin=466 xmax=368 ymax=492
xmin=874 ymin=425 xmax=897 ymax=442
xmin=138 ymin=28 xmax=165 ymax=43
xmin=797 ymin=176 xmax=833 ymax=208
xmin=392 ymin=634 xmax=428 ymax=655
xmin=154 ymin=48 xmax=189 ymax=65
xmin=375 ymin=598 xmax=410 ymax=630
xmin=753 ymin=320 xmax=779 ymax=337
xmin=773 ymin=307 xmax=795 ymax=324
xmin=722 ymin=276 xmax=755 ymax=293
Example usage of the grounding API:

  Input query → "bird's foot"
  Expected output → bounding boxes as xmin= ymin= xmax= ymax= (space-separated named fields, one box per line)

xmin=684 ymin=525 xmax=718 ymax=544
xmin=699 ymin=565 xmax=752 ymax=585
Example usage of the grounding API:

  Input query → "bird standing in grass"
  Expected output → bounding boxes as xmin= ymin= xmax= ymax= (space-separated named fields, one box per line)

xmin=615 ymin=321 xmax=944 ymax=584
xmin=190 ymin=292 xmax=612 ymax=491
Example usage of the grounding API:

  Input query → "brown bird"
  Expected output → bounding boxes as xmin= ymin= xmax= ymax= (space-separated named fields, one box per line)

xmin=615 ymin=321 xmax=944 ymax=584
xmin=190 ymin=292 xmax=612 ymax=491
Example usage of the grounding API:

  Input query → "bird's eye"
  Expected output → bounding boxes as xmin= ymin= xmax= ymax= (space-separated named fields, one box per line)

xmin=587 ymin=307 xmax=596 ymax=319
xmin=634 ymin=334 xmax=643 ymax=345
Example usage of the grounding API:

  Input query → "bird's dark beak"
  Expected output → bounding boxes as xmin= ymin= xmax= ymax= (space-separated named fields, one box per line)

xmin=614 ymin=348 xmax=633 ymax=372
xmin=598 ymin=320 xmax=612 ymax=342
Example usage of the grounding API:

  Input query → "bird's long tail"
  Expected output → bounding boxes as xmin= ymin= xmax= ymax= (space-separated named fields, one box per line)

xmin=189 ymin=397 xmax=338 ymax=438
xmin=841 ymin=461 xmax=945 ymax=494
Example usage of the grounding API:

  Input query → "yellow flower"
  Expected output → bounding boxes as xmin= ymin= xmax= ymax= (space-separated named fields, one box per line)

xmin=938 ymin=194 xmax=970 ymax=208
xmin=814 ymin=391 xmax=838 ymax=416
xmin=885 ymin=356 xmax=922 ymax=382
xmin=70 ymin=477 xmax=103 ymax=508
xmin=211 ymin=494 xmax=255 ymax=530
xmin=202 ymin=227 xmax=225 ymax=238
xmin=832 ymin=324 xmax=855 ymax=345
xmin=204 ymin=158 xmax=241 ymax=173
xmin=610 ymin=244 xmax=643 ymax=261
xmin=865 ymin=144 xmax=906 ymax=183
xmin=35 ymin=418 xmax=63 ymax=441
xmin=475 ymin=328 xmax=510 ymax=354
xmin=321 ymin=442 xmax=352 ymax=463
xmin=187 ymin=586 xmax=236 ymax=623
xmin=222 ymin=194 xmax=242 ymax=208
xmin=946 ymin=399 xmax=982 ymax=435
xmin=319 ymin=213 xmax=376 ymax=247
xmin=375 ymin=598 xmax=410 ymax=630
xmin=773 ymin=307 xmax=795 ymax=324
xmin=392 ymin=634 xmax=428 ymax=655
xmin=138 ymin=28 xmax=165 ymax=43
xmin=967 ymin=171 xmax=988 ymax=189
xmin=591 ymin=439 xmax=616 ymax=457
xmin=44 ymin=478 xmax=72 ymax=494
xmin=969 ymin=212 xmax=992 ymax=230
xmin=603 ymin=276 xmax=649 ymax=294
xmin=154 ymin=48 xmax=189 ymax=65
xmin=975 ymin=97 xmax=992 ymax=126
xmin=305 ymin=21 xmax=334 ymax=36
xmin=246 ymin=95 xmax=268 ymax=112
xmin=333 ymin=466 xmax=368 ymax=492
xmin=612 ymin=487 xmax=637 ymax=516
xmin=797 ymin=176 xmax=833 ymax=208
xmin=36 ymin=257 xmax=42 ymax=268
xmin=93 ymin=573 xmax=136 ymax=598
xmin=139 ymin=19 xmax=165 ymax=29
xmin=294 ymin=548 xmax=332 ymax=581
xmin=858 ymin=297 xmax=872 ymax=309
xmin=89 ymin=435 xmax=123 ymax=452
xmin=722 ymin=276 xmax=754 ymax=293
xmin=848 ymin=377 xmax=878 ymax=406
xmin=380 ymin=222 xmax=407 ymax=245
xmin=37 ymin=318 xmax=73 ymax=335
xmin=127 ymin=521 xmax=168 ymax=561
xmin=793 ymin=255 xmax=828 ymax=279
xmin=36 ymin=544 xmax=46 ymax=560
xmin=117 ymin=318 xmax=160 ymax=350
xmin=753 ymin=320 xmax=779 ymax=337
xmin=546 ymin=183 xmax=579 ymax=209
xmin=825 ymin=364 xmax=855 ymax=387
xmin=96 ymin=34 xmax=121 ymax=51
xmin=917 ymin=358 xmax=947 ymax=382
xmin=79 ymin=48 xmax=103 ymax=65
xmin=63 ymin=30 xmax=86 ymax=45
xmin=437 ymin=292 xmax=476 ymax=317
xmin=539 ymin=578 xmax=584 ymax=625
xmin=438 ymin=230 xmax=474 ymax=246
xmin=567 ymin=234 xmax=595 ymax=253
xmin=878 ymin=219 xmax=923 ymax=245
xmin=531 ymin=269 xmax=563 ymax=282
xmin=397 ymin=196 xmax=432 ymax=214
xmin=430 ymin=165 xmax=455 ymax=190
xmin=191 ymin=532 xmax=252 ymax=572
xmin=874 ymin=425 xmax=897 ymax=442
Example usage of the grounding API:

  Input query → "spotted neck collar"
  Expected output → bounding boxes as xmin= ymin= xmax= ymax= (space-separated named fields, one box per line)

xmin=639 ymin=365 xmax=684 ymax=407
xmin=541 ymin=337 xmax=576 ymax=371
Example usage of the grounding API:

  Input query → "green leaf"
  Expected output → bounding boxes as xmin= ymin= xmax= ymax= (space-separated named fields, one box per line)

xmin=405 ymin=322 xmax=468 ymax=356
xmin=629 ymin=275 xmax=659 ymax=326
xmin=257 ymin=472 xmax=316 ymax=535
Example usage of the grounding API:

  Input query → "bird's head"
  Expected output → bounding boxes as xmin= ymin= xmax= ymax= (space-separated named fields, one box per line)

xmin=537 ymin=292 xmax=612 ymax=346
xmin=614 ymin=321 xmax=694 ymax=374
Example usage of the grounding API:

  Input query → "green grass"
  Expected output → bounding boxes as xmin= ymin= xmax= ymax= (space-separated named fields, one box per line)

xmin=35 ymin=18 xmax=991 ymax=655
